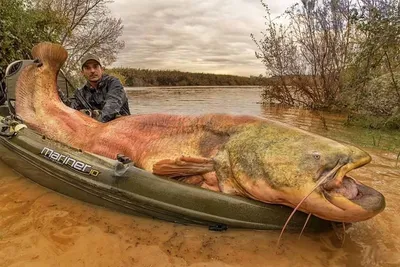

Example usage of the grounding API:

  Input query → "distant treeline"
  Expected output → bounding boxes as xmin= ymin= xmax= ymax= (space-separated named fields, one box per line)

xmin=107 ymin=68 xmax=268 ymax=87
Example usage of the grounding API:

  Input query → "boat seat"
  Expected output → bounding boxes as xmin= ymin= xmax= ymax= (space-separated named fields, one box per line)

xmin=4 ymin=60 xmax=74 ymax=116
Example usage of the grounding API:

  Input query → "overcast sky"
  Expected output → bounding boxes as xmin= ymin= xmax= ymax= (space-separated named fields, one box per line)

xmin=108 ymin=0 xmax=296 ymax=77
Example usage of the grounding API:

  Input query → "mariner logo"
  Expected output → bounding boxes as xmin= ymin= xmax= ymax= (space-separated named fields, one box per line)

xmin=40 ymin=147 xmax=100 ymax=177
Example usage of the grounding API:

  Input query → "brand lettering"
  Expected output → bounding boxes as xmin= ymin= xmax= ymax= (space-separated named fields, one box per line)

xmin=40 ymin=147 xmax=100 ymax=176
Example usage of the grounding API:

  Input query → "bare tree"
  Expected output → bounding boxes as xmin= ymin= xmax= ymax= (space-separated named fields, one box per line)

xmin=33 ymin=0 xmax=124 ymax=82
xmin=253 ymin=0 xmax=399 ymax=122
xmin=252 ymin=0 xmax=356 ymax=109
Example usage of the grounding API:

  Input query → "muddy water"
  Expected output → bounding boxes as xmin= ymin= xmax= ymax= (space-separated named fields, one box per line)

xmin=1 ymin=87 xmax=399 ymax=267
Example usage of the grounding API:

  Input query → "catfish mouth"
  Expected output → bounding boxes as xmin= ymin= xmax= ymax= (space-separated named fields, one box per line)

xmin=325 ymin=176 xmax=361 ymax=200
xmin=320 ymin=162 xmax=386 ymax=218
xmin=323 ymin=176 xmax=385 ymax=212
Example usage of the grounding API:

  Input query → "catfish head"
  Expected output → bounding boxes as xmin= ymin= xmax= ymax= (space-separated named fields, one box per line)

xmin=214 ymin=120 xmax=385 ymax=223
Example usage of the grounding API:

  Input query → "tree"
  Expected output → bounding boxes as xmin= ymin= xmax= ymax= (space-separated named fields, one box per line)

xmin=252 ymin=0 xmax=399 ymax=120
xmin=252 ymin=0 xmax=356 ymax=109
xmin=344 ymin=0 xmax=400 ymax=116
xmin=33 ymin=0 xmax=125 ymax=84
xmin=0 ymin=0 xmax=66 ymax=79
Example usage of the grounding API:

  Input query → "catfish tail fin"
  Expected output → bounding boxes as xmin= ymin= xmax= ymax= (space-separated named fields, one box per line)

xmin=31 ymin=42 xmax=68 ymax=71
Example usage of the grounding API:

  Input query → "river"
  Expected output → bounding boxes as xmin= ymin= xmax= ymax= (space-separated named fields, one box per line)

xmin=0 ymin=86 xmax=399 ymax=267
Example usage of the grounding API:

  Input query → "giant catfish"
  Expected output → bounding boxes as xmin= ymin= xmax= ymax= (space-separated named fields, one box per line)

xmin=15 ymin=42 xmax=385 ymax=224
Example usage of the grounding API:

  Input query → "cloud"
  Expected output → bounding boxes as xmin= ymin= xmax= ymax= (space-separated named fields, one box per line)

xmin=109 ymin=0 xmax=296 ymax=76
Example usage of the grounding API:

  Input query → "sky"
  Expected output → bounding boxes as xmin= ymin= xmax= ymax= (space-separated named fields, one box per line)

xmin=108 ymin=0 xmax=296 ymax=77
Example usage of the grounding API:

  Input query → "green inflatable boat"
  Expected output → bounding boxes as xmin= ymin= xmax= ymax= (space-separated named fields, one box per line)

xmin=0 ymin=60 xmax=332 ymax=231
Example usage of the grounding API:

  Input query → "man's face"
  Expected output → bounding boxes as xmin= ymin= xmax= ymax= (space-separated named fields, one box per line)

xmin=81 ymin=60 xmax=103 ymax=83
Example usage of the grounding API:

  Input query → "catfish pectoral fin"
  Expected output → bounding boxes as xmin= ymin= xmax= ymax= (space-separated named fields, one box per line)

xmin=152 ymin=156 xmax=214 ymax=178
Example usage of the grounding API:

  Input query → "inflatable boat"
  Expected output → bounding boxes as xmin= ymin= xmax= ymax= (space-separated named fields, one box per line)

xmin=0 ymin=61 xmax=332 ymax=231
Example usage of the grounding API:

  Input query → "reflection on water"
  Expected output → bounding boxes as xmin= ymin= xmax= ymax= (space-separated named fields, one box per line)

xmin=0 ymin=86 xmax=399 ymax=267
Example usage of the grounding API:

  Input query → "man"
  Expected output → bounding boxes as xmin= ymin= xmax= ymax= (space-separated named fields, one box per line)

xmin=70 ymin=54 xmax=130 ymax=122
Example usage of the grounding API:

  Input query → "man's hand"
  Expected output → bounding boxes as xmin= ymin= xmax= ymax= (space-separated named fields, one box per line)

xmin=79 ymin=109 xmax=92 ymax=117
xmin=79 ymin=109 xmax=102 ymax=121
xmin=92 ymin=110 xmax=102 ymax=121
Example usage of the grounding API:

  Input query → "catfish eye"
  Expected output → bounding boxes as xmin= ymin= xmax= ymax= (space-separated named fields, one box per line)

xmin=312 ymin=152 xmax=321 ymax=160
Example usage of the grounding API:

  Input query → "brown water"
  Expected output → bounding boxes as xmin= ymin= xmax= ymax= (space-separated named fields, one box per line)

xmin=1 ymin=87 xmax=399 ymax=267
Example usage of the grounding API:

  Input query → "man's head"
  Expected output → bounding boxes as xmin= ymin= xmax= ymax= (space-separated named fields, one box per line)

xmin=81 ymin=54 xmax=103 ymax=83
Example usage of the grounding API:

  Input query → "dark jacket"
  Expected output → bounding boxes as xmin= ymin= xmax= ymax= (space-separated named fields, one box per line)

xmin=70 ymin=74 xmax=130 ymax=122
xmin=0 ymin=79 xmax=6 ymax=105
